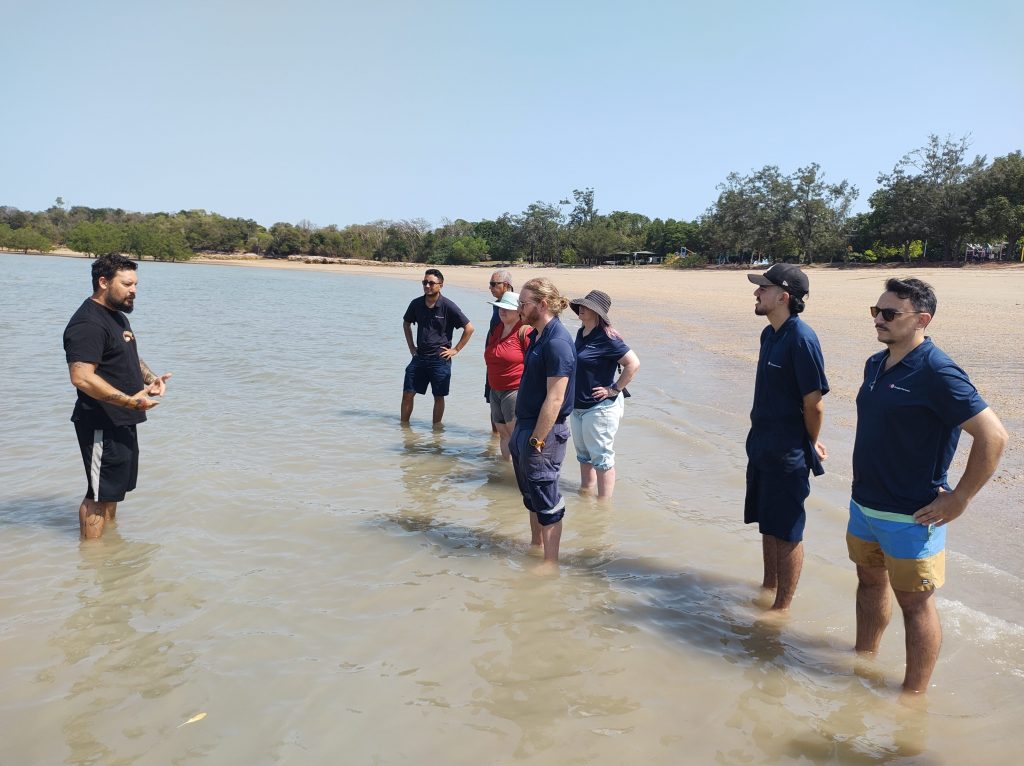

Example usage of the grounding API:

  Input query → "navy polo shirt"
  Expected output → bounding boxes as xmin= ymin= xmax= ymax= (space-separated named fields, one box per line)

xmin=515 ymin=317 xmax=576 ymax=428
xmin=574 ymin=327 xmax=631 ymax=409
xmin=403 ymin=295 xmax=469 ymax=357
xmin=851 ymin=338 xmax=987 ymax=515
xmin=748 ymin=315 xmax=829 ymax=471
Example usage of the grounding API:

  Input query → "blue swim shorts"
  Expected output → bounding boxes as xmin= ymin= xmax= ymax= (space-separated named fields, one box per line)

xmin=403 ymin=355 xmax=452 ymax=397
xmin=846 ymin=499 xmax=946 ymax=591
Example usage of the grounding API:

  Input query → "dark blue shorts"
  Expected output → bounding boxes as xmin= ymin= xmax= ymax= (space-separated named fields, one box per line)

xmin=509 ymin=422 xmax=569 ymax=526
xmin=403 ymin=356 xmax=452 ymax=397
xmin=744 ymin=461 xmax=810 ymax=542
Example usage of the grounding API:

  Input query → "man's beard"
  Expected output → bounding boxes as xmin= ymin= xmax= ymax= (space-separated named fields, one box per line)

xmin=111 ymin=296 xmax=134 ymax=313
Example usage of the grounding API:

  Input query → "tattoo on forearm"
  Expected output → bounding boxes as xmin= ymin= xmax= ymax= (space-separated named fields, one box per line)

xmin=140 ymin=360 xmax=156 ymax=385
xmin=102 ymin=392 xmax=140 ymax=409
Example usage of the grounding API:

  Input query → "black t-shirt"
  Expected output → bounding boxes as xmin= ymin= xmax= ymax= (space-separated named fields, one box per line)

xmin=403 ymin=295 xmax=470 ymax=357
xmin=64 ymin=299 xmax=147 ymax=427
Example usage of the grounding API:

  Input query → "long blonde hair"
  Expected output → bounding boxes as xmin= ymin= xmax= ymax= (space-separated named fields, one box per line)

xmin=521 ymin=277 xmax=569 ymax=315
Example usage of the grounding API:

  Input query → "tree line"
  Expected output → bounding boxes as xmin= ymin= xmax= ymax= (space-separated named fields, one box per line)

xmin=2 ymin=136 xmax=1021 ymax=267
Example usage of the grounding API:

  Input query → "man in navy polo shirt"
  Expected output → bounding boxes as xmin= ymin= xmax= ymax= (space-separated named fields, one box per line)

xmin=745 ymin=263 xmax=829 ymax=612
xmin=401 ymin=269 xmax=474 ymax=425
xmin=848 ymin=277 xmax=1007 ymax=694
xmin=509 ymin=277 xmax=576 ymax=570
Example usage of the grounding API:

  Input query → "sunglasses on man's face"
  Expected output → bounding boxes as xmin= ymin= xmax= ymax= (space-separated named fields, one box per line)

xmin=489 ymin=281 xmax=509 ymax=288
xmin=869 ymin=306 xmax=921 ymax=322
xmin=422 ymin=280 xmax=441 ymax=286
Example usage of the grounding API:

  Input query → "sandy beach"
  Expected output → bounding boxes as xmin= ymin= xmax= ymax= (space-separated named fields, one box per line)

xmin=4 ymin=251 xmax=1023 ymax=764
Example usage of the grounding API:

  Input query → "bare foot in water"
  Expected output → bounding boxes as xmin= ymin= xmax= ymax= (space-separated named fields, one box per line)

xmin=754 ymin=607 xmax=792 ymax=625
xmin=530 ymin=561 xmax=560 ymax=577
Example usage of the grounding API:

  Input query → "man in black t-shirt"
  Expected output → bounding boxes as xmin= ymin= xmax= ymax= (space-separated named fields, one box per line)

xmin=64 ymin=253 xmax=172 ymax=539
xmin=401 ymin=268 xmax=474 ymax=424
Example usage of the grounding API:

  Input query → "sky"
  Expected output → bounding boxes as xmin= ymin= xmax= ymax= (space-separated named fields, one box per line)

xmin=3 ymin=0 xmax=1022 ymax=230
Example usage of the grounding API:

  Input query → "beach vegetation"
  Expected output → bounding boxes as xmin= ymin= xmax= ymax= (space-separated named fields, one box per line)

xmin=66 ymin=221 xmax=126 ymax=258
xmin=3 ymin=137 xmax=1021 ymax=266
xmin=0 ymin=224 xmax=52 ymax=253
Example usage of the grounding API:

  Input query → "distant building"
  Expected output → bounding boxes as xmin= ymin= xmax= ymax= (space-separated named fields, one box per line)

xmin=604 ymin=251 xmax=663 ymax=266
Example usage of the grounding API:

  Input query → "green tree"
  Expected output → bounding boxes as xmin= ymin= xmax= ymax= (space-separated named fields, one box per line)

xmin=9 ymin=226 xmax=54 ymax=253
xmin=66 ymin=221 xmax=126 ymax=257
xmin=519 ymin=202 xmax=562 ymax=264
xmin=704 ymin=166 xmax=798 ymax=262
xmin=790 ymin=163 xmax=858 ymax=263
xmin=874 ymin=135 xmax=985 ymax=260
xmin=475 ymin=213 xmax=523 ymax=263
xmin=972 ymin=151 xmax=1024 ymax=253
xmin=267 ymin=223 xmax=309 ymax=256
xmin=124 ymin=222 xmax=192 ymax=261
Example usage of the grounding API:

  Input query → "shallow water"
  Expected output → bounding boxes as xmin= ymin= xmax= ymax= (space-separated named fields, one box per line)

xmin=1 ymin=253 xmax=1022 ymax=764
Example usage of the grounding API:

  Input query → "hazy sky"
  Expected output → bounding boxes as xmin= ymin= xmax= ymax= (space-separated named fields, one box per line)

xmin=4 ymin=0 xmax=1021 ymax=229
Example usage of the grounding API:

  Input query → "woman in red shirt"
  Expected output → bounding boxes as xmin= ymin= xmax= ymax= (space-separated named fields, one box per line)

xmin=483 ymin=291 xmax=531 ymax=460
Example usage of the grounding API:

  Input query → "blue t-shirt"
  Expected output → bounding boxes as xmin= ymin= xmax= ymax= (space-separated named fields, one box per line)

xmin=403 ymin=295 xmax=470 ymax=357
xmin=515 ymin=317 xmax=576 ymax=428
xmin=747 ymin=315 xmax=829 ymax=472
xmin=574 ymin=327 xmax=631 ymax=410
xmin=851 ymin=338 xmax=988 ymax=515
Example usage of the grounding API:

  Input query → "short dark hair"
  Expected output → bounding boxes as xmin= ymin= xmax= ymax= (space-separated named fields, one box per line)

xmin=92 ymin=253 xmax=137 ymax=292
xmin=885 ymin=277 xmax=936 ymax=316
xmin=425 ymin=268 xmax=443 ymax=283
xmin=788 ymin=294 xmax=806 ymax=315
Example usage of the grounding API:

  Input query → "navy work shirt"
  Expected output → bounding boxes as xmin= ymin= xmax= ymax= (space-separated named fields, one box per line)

xmin=403 ymin=295 xmax=470 ymax=357
xmin=852 ymin=338 xmax=987 ymax=515
xmin=574 ymin=327 xmax=630 ymax=410
xmin=747 ymin=315 xmax=829 ymax=473
xmin=515 ymin=317 xmax=576 ymax=429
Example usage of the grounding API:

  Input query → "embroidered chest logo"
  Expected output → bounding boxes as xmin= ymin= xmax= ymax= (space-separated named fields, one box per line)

xmin=888 ymin=383 xmax=911 ymax=393
xmin=123 ymin=330 xmax=135 ymax=343
xmin=767 ymin=361 xmax=782 ymax=369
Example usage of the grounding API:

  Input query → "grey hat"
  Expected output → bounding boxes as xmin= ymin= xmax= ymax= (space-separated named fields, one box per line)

xmin=570 ymin=290 xmax=612 ymax=324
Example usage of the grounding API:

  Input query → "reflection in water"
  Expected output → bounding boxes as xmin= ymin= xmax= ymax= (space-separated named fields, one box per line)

xmin=720 ymin=620 xmax=934 ymax=765
xmin=47 ymin=532 xmax=198 ymax=765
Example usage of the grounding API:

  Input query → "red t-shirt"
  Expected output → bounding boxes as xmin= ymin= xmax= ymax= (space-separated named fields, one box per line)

xmin=484 ymin=321 xmax=531 ymax=390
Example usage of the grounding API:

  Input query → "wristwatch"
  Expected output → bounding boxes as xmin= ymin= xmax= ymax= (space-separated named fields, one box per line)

xmin=529 ymin=436 xmax=545 ymax=450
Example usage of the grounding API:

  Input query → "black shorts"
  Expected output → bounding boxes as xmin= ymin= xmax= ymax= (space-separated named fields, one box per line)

xmin=75 ymin=422 xmax=139 ymax=502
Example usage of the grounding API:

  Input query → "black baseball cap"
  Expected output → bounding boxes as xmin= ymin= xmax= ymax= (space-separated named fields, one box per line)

xmin=747 ymin=263 xmax=809 ymax=299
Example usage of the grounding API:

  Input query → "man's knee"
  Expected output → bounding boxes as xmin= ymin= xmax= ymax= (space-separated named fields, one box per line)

xmin=856 ymin=564 xmax=890 ymax=588
xmin=894 ymin=588 xmax=934 ymax=614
